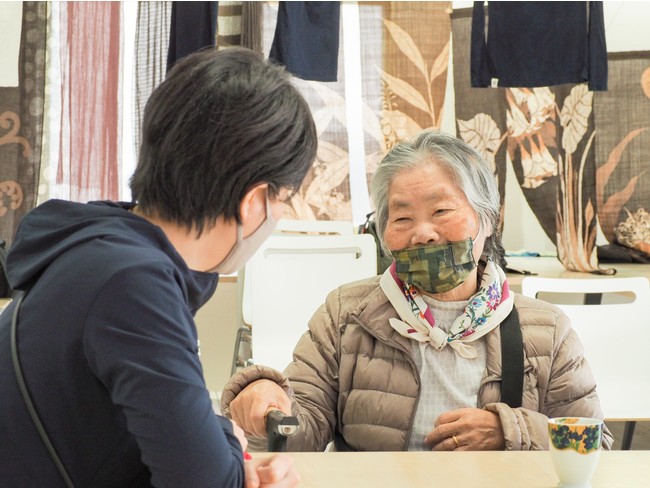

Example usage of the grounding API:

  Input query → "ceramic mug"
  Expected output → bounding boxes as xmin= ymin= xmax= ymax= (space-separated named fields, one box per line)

xmin=548 ymin=417 xmax=603 ymax=487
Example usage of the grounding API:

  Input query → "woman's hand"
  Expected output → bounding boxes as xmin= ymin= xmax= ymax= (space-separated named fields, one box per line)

xmin=425 ymin=407 xmax=505 ymax=451
xmin=244 ymin=454 xmax=301 ymax=488
xmin=230 ymin=379 xmax=292 ymax=438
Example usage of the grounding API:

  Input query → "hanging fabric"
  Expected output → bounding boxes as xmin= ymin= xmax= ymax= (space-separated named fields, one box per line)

xmin=0 ymin=2 xmax=46 ymax=246
xmin=471 ymin=1 xmax=607 ymax=91
xmin=594 ymin=52 xmax=650 ymax=261
xmin=133 ymin=2 xmax=172 ymax=157
xmin=216 ymin=2 xmax=262 ymax=54
xmin=452 ymin=8 xmax=611 ymax=274
xmin=167 ymin=1 xmax=218 ymax=73
xmin=55 ymin=2 xmax=122 ymax=204
xmin=269 ymin=1 xmax=340 ymax=82
xmin=217 ymin=2 xmax=242 ymax=49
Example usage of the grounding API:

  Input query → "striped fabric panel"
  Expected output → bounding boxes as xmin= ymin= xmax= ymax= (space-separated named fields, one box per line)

xmin=217 ymin=1 xmax=242 ymax=49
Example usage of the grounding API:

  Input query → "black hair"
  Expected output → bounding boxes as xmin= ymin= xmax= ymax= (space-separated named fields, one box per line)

xmin=130 ymin=47 xmax=317 ymax=235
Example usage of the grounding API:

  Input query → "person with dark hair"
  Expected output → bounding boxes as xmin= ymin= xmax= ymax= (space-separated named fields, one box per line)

xmin=0 ymin=47 xmax=316 ymax=487
xmin=221 ymin=129 xmax=612 ymax=453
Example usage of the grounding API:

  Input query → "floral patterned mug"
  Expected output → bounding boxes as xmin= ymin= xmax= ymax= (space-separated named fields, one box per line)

xmin=548 ymin=417 xmax=603 ymax=487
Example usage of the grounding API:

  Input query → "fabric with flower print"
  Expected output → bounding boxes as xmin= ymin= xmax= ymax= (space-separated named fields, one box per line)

xmin=381 ymin=259 xmax=513 ymax=359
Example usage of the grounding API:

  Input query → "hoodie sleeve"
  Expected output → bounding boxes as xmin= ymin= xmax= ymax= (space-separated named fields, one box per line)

xmin=82 ymin=262 xmax=244 ymax=487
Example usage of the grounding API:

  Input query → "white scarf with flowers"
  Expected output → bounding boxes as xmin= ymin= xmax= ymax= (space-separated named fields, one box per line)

xmin=380 ymin=259 xmax=513 ymax=359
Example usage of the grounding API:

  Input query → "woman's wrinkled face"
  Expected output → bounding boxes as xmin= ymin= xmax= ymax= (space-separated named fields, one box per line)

xmin=383 ymin=160 xmax=488 ymax=265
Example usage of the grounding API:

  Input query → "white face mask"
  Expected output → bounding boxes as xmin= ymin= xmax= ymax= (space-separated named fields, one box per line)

xmin=210 ymin=194 xmax=277 ymax=274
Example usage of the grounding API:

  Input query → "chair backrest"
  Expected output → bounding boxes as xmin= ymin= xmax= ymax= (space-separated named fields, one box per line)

xmin=520 ymin=276 xmax=650 ymax=420
xmin=273 ymin=218 xmax=354 ymax=237
xmin=239 ymin=219 xmax=355 ymax=326
xmin=243 ymin=232 xmax=377 ymax=372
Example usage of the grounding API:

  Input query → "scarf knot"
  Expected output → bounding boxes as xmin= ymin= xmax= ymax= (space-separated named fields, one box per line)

xmin=381 ymin=259 xmax=513 ymax=359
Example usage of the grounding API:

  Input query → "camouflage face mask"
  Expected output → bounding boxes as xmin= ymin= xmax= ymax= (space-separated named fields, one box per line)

xmin=392 ymin=238 xmax=476 ymax=294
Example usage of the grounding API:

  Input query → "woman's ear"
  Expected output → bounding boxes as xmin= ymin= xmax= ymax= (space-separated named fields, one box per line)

xmin=478 ymin=217 xmax=493 ymax=239
xmin=238 ymin=183 xmax=269 ymax=226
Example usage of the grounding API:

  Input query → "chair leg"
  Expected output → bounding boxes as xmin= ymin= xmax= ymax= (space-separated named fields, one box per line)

xmin=231 ymin=325 xmax=253 ymax=376
xmin=231 ymin=326 xmax=245 ymax=376
xmin=621 ymin=421 xmax=636 ymax=450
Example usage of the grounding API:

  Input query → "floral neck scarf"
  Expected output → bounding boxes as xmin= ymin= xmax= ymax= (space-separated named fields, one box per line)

xmin=380 ymin=259 xmax=513 ymax=359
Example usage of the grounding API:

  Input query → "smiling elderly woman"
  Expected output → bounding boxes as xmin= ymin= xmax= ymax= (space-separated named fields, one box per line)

xmin=221 ymin=130 xmax=613 ymax=452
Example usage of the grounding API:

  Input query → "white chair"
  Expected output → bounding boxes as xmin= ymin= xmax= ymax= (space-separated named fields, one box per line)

xmin=521 ymin=276 xmax=650 ymax=449
xmin=239 ymin=231 xmax=377 ymax=373
xmin=230 ymin=219 xmax=369 ymax=374
xmin=268 ymin=218 xmax=354 ymax=237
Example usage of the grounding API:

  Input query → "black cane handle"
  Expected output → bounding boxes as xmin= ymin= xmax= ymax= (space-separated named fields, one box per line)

xmin=266 ymin=409 xmax=299 ymax=452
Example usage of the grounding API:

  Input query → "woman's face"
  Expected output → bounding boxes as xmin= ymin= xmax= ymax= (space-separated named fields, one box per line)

xmin=383 ymin=159 xmax=488 ymax=266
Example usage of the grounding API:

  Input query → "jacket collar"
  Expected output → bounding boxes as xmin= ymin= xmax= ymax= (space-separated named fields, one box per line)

xmin=350 ymin=282 xmax=416 ymax=355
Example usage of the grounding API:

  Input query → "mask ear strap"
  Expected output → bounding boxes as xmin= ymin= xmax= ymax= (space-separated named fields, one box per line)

xmin=472 ymin=220 xmax=483 ymax=242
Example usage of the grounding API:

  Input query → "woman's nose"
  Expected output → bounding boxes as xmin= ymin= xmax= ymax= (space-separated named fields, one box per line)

xmin=410 ymin=223 xmax=440 ymax=247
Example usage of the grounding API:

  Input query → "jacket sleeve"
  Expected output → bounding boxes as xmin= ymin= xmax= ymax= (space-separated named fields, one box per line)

xmin=84 ymin=266 xmax=244 ymax=487
xmin=484 ymin=310 xmax=614 ymax=451
xmin=222 ymin=288 xmax=344 ymax=452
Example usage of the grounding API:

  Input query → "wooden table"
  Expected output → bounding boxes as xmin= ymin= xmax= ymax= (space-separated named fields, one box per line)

xmin=253 ymin=451 xmax=650 ymax=487
xmin=505 ymin=256 xmax=650 ymax=293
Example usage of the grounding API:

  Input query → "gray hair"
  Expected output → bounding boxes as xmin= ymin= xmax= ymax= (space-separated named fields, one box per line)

xmin=370 ymin=130 xmax=503 ymax=262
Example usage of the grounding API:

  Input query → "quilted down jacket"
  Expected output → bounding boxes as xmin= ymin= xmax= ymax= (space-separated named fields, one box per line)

xmin=222 ymin=276 xmax=613 ymax=451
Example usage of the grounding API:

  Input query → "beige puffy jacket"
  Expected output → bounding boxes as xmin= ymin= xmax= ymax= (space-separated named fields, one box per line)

xmin=221 ymin=276 xmax=613 ymax=451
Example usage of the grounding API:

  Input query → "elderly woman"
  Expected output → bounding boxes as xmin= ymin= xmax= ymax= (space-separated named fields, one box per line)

xmin=221 ymin=130 xmax=613 ymax=452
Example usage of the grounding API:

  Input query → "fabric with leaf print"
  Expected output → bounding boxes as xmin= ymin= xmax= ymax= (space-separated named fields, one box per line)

xmin=451 ymin=9 xmax=508 ymax=229
xmin=594 ymin=52 xmax=650 ymax=259
xmin=260 ymin=2 xmax=451 ymax=224
xmin=452 ymin=9 xmax=608 ymax=273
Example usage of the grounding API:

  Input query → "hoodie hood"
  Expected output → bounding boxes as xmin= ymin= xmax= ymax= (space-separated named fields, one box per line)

xmin=7 ymin=200 xmax=218 ymax=312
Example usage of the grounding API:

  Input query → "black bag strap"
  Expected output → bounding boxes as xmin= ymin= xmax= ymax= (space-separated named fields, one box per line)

xmin=10 ymin=292 xmax=76 ymax=488
xmin=499 ymin=305 xmax=524 ymax=408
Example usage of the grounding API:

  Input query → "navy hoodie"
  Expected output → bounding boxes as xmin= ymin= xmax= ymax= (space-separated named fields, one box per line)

xmin=0 ymin=200 xmax=244 ymax=487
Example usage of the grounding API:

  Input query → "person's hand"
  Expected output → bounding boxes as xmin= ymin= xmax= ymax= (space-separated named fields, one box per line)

xmin=425 ymin=407 xmax=505 ymax=451
xmin=230 ymin=419 xmax=248 ymax=452
xmin=244 ymin=454 xmax=301 ymax=488
xmin=230 ymin=379 xmax=292 ymax=438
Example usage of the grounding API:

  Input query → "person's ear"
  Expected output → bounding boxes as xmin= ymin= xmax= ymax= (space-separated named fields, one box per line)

xmin=477 ymin=216 xmax=493 ymax=240
xmin=238 ymin=183 xmax=269 ymax=226
xmin=483 ymin=222 xmax=494 ymax=239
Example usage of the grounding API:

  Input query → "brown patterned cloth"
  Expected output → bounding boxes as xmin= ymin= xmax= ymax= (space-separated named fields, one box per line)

xmin=452 ymin=8 xmax=607 ymax=274
xmin=361 ymin=1 xmax=451 ymax=195
xmin=451 ymin=9 xmax=507 ymax=225
xmin=0 ymin=2 xmax=46 ymax=246
xmin=594 ymin=52 xmax=650 ymax=258
xmin=371 ymin=1 xmax=451 ymax=146
xmin=257 ymin=2 xmax=451 ymax=222
xmin=260 ymin=1 xmax=351 ymax=221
